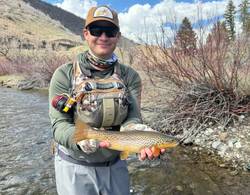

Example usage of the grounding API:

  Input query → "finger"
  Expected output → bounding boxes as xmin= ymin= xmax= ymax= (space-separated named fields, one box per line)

xmin=99 ymin=141 xmax=111 ymax=148
xmin=140 ymin=149 xmax=147 ymax=160
xmin=144 ymin=148 xmax=153 ymax=159
xmin=160 ymin=149 xmax=166 ymax=155
xmin=152 ymin=146 xmax=160 ymax=157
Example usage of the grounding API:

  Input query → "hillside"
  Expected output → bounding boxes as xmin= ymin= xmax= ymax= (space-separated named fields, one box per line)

xmin=0 ymin=0 xmax=84 ymax=51
xmin=0 ymin=0 xmax=134 ymax=52
xmin=21 ymin=0 xmax=85 ymax=40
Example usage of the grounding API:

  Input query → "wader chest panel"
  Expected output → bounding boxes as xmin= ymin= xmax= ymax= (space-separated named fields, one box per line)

xmin=72 ymin=60 xmax=130 ymax=128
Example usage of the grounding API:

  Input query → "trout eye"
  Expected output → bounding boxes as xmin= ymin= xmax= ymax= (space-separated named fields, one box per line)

xmin=167 ymin=138 xmax=176 ymax=143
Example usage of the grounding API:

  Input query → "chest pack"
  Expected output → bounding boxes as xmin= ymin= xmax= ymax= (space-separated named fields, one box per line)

xmin=72 ymin=60 xmax=131 ymax=128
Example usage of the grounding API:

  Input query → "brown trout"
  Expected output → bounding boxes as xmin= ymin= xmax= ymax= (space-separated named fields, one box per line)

xmin=72 ymin=120 xmax=179 ymax=160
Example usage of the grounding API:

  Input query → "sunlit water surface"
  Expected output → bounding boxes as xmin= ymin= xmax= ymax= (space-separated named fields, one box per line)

xmin=0 ymin=88 xmax=249 ymax=195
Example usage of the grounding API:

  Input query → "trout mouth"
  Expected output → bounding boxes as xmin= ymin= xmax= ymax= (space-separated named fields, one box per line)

xmin=161 ymin=140 xmax=179 ymax=149
xmin=165 ymin=138 xmax=180 ymax=147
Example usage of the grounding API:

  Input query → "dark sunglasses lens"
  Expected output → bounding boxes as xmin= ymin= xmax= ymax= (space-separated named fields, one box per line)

xmin=104 ymin=28 xmax=118 ymax=37
xmin=89 ymin=27 xmax=118 ymax=38
xmin=89 ymin=28 xmax=102 ymax=37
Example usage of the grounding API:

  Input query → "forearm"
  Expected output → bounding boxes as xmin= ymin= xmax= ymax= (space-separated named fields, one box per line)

xmin=51 ymin=116 xmax=79 ymax=151
xmin=49 ymin=63 xmax=79 ymax=150
xmin=122 ymin=70 xmax=143 ymax=127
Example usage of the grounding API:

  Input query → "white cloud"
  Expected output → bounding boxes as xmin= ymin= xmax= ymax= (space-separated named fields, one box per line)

xmin=118 ymin=0 xmax=243 ymax=44
xmin=55 ymin=0 xmax=243 ymax=44
xmin=55 ymin=0 xmax=97 ymax=18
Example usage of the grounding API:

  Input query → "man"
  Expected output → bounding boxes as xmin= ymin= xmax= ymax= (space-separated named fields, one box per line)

xmin=49 ymin=5 xmax=165 ymax=195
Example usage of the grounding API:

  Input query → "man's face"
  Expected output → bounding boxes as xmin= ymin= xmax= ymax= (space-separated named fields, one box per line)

xmin=83 ymin=21 xmax=121 ymax=60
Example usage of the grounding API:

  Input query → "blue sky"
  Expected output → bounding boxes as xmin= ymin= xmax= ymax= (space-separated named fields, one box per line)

xmin=42 ymin=0 xmax=226 ymax=13
xmin=43 ymin=0 xmax=179 ymax=12
xmin=41 ymin=0 xmax=242 ymax=43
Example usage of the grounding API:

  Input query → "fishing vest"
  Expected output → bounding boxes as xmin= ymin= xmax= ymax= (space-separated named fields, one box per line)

xmin=72 ymin=60 xmax=131 ymax=128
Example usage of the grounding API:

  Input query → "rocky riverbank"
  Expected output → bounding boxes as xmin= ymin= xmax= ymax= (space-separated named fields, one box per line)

xmin=192 ymin=120 xmax=250 ymax=171
xmin=0 ymin=74 xmax=49 ymax=90
xmin=141 ymin=108 xmax=250 ymax=172
xmin=0 ymin=74 xmax=23 ymax=88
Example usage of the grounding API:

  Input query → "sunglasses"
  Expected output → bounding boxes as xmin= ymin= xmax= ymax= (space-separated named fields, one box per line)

xmin=88 ymin=26 xmax=119 ymax=38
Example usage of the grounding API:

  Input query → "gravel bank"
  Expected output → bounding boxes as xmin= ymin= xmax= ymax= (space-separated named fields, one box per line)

xmin=141 ymin=109 xmax=250 ymax=172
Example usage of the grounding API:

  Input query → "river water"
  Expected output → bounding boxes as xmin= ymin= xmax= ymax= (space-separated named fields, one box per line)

xmin=0 ymin=88 xmax=249 ymax=195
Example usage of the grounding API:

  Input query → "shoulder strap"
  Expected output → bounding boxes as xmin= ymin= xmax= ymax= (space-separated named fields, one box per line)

xmin=73 ymin=59 xmax=91 ymax=78
xmin=73 ymin=59 xmax=81 ymax=78
xmin=114 ymin=63 xmax=121 ymax=76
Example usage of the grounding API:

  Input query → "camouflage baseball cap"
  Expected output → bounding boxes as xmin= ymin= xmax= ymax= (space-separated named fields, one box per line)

xmin=85 ymin=5 xmax=119 ymax=29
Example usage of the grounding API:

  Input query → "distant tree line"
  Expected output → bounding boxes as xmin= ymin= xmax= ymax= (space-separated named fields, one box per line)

xmin=174 ymin=0 xmax=250 ymax=54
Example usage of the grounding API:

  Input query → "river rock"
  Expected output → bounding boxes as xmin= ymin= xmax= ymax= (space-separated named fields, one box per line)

xmin=212 ymin=140 xmax=221 ymax=150
xmin=231 ymin=128 xmax=237 ymax=132
xmin=239 ymin=115 xmax=245 ymax=122
xmin=229 ymin=138 xmax=238 ymax=144
xmin=218 ymin=126 xmax=224 ymax=130
xmin=194 ymin=138 xmax=202 ymax=145
xmin=17 ymin=79 xmax=37 ymax=90
xmin=219 ymin=132 xmax=228 ymax=140
xmin=219 ymin=145 xmax=228 ymax=154
xmin=235 ymin=142 xmax=242 ymax=149
xmin=228 ymin=141 xmax=234 ymax=148
xmin=205 ymin=128 xmax=214 ymax=136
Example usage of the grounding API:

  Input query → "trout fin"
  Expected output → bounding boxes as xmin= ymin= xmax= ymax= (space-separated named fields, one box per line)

xmin=120 ymin=151 xmax=130 ymax=160
xmin=152 ymin=146 xmax=160 ymax=157
xmin=72 ymin=120 xmax=92 ymax=143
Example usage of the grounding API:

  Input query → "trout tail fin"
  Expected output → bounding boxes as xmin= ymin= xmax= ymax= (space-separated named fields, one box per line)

xmin=72 ymin=120 xmax=92 ymax=143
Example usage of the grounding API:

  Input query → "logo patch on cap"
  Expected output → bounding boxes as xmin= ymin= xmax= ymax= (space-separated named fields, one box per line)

xmin=93 ymin=7 xmax=113 ymax=19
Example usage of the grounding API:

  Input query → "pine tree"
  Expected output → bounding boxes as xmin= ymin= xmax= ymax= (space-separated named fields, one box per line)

xmin=224 ymin=0 xmax=237 ymax=40
xmin=207 ymin=21 xmax=228 ymax=45
xmin=238 ymin=0 xmax=250 ymax=32
xmin=174 ymin=17 xmax=197 ymax=54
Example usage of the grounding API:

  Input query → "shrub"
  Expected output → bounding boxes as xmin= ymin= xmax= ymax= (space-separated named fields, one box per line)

xmin=135 ymin=20 xmax=250 ymax=141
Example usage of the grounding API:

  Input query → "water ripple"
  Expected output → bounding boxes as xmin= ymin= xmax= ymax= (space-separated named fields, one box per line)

xmin=1 ymin=88 xmax=250 ymax=195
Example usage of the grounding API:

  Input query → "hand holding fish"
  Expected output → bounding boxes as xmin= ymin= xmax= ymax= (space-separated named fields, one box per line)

xmin=73 ymin=120 xmax=179 ymax=160
xmin=124 ymin=124 xmax=166 ymax=160
xmin=140 ymin=147 xmax=166 ymax=160
xmin=99 ymin=141 xmax=111 ymax=148
xmin=77 ymin=139 xmax=111 ymax=153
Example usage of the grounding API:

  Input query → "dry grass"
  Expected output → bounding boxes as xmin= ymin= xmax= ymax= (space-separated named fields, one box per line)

xmin=0 ymin=0 xmax=83 ymax=51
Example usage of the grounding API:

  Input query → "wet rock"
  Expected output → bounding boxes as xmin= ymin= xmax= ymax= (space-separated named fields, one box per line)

xmin=175 ymin=185 xmax=183 ymax=191
xmin=230 ymin=170 xmax=238 ymax=176
xmin=219 ymin=145 xmax=228 ymax=154
xmin=219 ymin=163 xmax=229 ymax=168
xmin=245 ymin=162 xmax=250 ymax=170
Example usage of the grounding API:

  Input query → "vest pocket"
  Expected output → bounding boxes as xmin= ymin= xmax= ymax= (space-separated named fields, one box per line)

xmin=113 ymin=100 xmax=128 ymax=126
xmin=75 ymin=97 xmax=128 ymax=128
xmin=75 ymin=102 xmax=103 ymax=128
